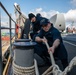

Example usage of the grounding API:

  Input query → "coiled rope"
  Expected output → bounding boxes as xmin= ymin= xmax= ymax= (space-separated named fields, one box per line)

xmin=13 ymin=60 xmax=36 ymax=75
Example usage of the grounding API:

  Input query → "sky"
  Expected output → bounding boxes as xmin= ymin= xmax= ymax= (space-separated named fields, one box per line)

xmin=1 ymin=0 xmax=76 ymax=27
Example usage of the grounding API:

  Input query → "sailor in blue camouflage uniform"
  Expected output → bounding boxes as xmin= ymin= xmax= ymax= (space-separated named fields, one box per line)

xmin=34 ymin=18 xmax=68 ymax=69
xmin=28 ymin=13 xmax=44 ymax=39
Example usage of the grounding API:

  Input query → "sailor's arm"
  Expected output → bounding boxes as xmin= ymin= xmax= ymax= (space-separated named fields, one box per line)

xmin=48 ymin=29 xmax=61 ymax=53
xmin=48 ymin=39 xmax=60 ymax=53
xmin=52 ymin=39 xmax=60 ymax=49
xmin=35 ymin=36 xmax=44 ymax=42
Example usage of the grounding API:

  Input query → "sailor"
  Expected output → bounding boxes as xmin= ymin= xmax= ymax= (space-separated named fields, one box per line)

xmin=28 ymin=13 xmax=44 ymax=39
xmin=34 ymin=18 xmax=68 ymax=69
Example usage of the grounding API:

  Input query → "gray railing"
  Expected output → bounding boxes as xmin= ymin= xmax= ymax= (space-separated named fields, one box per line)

xmin=0 ymin=2 xmax=16 ymax=75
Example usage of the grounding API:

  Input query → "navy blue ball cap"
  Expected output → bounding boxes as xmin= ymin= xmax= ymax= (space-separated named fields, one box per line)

xmin=28 ymin=13 xmax=35 ymax=20
xmin=40 ymin=18 xmax=50 ymax=26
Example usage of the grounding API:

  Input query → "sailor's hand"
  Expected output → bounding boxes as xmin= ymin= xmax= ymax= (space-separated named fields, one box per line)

xmin=41 ymin=38 xmax=47 ymax=43
xmin=37 ymin=30 xmax=40 ymax=33
xmin=48 ymin=46 xmax=55 ymax=54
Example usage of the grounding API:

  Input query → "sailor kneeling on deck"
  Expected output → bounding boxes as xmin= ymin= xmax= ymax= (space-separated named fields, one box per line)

xmin=34 ymin=18 xmax=68 ymax=70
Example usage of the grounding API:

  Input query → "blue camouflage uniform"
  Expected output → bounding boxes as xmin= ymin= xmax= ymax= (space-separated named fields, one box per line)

xmin=30 ymin=14 xmax=45 ymax=39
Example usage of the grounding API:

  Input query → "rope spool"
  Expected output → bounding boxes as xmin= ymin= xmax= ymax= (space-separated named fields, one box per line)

xmin=13 ymin=60 xmax=35 ymax=75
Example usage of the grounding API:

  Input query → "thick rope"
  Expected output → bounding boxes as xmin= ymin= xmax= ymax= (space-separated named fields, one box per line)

xmin=62 ymin=56 xmax=76 ymax=75
xmin=13 ymin=60 xmax=35 ymax=75
xmin=43 ymin=37 xmax=76 ymax=75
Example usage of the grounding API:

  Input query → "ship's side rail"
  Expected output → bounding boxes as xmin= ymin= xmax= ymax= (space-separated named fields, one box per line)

xmin=0 ymin=2 xmax=17 ymax=75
